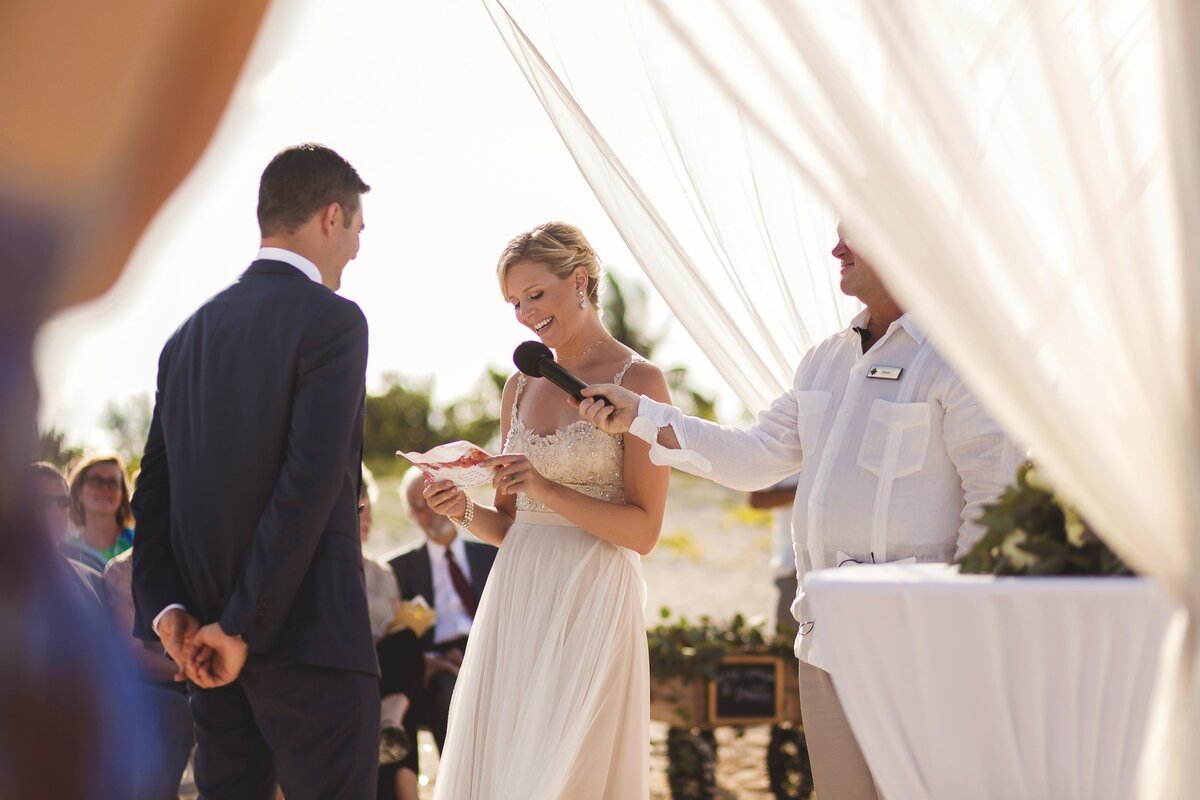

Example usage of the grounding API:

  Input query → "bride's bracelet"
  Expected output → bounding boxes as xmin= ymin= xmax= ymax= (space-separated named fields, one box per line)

xmin=450 ymin=496 xmax=475 ymax=528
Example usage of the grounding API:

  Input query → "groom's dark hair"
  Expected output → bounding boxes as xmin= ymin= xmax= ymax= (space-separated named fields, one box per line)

xmin=257 ymin=144 xmax=370 ymax=236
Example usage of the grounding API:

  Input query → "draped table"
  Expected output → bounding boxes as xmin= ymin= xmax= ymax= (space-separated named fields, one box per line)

xmin=804 ymin=563 xmax=1174 ymax=800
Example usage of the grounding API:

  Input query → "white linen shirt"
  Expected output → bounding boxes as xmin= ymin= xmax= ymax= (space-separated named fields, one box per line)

xmin=632 ymin=310 xmax=1023 ymax=670
xmin=428 ymin=536 xmax=475 ymax=645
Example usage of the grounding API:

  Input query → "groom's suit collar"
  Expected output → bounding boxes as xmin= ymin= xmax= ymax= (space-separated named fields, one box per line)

xmin=248 ymin=246 xmax=324 ymax=284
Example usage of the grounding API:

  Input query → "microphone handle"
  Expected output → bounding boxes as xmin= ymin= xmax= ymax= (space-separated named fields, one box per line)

xmin=539 ymin=361 xmax=611 ymax=406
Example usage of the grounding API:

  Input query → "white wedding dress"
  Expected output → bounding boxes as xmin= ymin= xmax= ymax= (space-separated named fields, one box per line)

xmin=433 ymin=359 xmax=649 ymax=800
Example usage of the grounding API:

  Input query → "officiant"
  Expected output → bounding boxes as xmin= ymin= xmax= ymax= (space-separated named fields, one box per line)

xmin=385 ymin=470 xmax=497 ymax=774
xmin=578 ymin=227 xmax=1024 ymax=799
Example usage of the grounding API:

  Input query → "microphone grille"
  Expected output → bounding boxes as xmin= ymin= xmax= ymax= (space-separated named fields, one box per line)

xmin=513 ymin=341 xmax=553 ymax=376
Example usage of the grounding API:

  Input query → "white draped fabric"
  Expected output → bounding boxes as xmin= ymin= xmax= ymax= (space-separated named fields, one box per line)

xmin=486 ymin=0 xmax=1200 ymax=796
xmin=483 ymin=0 xmax=859 ymax=411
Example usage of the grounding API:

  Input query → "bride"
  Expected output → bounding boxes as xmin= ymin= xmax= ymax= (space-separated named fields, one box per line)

xmin=423 ymin=221 xmax=670 ymax=799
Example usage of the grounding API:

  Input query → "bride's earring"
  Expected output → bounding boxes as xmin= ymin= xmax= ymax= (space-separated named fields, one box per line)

xmin=578 ymin=289 xmax=586 ymax=309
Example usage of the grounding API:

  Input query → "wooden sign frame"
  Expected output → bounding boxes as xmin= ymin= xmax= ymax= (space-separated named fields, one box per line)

xmin=707 ymin=654 xmax=785 ymax=726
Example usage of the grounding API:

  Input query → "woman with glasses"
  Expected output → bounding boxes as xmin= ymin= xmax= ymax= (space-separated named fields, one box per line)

xmin=63 ymin=453 xmax=135 ymax=572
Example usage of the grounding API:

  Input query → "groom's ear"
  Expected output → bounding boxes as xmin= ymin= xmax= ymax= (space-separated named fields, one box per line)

xmin=318 ymin=202 xmax=341 ymax=236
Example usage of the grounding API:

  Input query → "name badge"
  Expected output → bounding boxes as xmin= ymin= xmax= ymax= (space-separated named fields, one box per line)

xmin=866 ymin=365 xmax=903 ymax=380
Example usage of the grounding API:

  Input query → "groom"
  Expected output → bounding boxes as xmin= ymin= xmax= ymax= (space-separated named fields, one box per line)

xmin=132 ymin=144 xmax=380 ymax=799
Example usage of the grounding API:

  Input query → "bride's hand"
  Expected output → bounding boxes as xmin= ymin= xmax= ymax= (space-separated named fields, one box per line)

xmin=424 ymin=479 xmax=467 ymax=519
xmin=484 ymin=454 xmax=551 ymax=503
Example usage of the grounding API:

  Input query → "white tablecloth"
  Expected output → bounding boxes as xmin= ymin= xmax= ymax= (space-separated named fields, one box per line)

xmin=804 ymin=563 xmax=1174 ymax=800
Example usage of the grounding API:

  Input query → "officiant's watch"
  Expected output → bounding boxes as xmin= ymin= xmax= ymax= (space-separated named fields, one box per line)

xmin=451 ymin=496 xmax=475 ymax=528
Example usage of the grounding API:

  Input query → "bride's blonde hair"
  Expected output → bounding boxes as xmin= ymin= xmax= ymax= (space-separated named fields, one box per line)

xmin=496 ymin=222 xmax=602 ymax=307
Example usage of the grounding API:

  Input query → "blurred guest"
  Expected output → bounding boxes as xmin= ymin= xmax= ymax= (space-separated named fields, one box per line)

xmin=361 ymin=467 xmax=404 ymax=641
xmin=11 ymin=472 xmax=141 ymax=800
xmin=31 ymin=461 xmax=192 ymax=798
xmin=30 ymin=461 xmax=106 ymax=607
xmin=749 ymin=475 xmax=800 ymax=638
xmin=105 ymin=551 xmax=195 ymax=800
xmin=360 ymin=468 xmax=424 ymax=800
xmin=388 ymin=470 xmax=496 ymax=762
xmin=30 ymin=461 xmax=71 ymax=542
xmin=63 ymin=453 xmax=134 ymax=572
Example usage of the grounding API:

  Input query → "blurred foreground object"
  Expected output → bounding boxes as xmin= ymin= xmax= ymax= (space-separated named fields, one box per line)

xmin=0 ymin=2 xmax=271 ymax=797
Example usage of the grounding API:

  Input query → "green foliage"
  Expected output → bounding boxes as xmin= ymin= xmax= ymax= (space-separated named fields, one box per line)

xmin=656 ymin=530 xmax=703 ymax=561
xmin=36 ymin=427 xmax=83 ymax=471
xmin=603 ymin=271 xmax=658 ymax=359
xmin=957 ymin=462 xmax=1133 ymax=576
xmin=364 ymin=369 xmax=506 ymax=476
xmin=101 ymin=392 xmax=153 ymax=472
xmin=722 ymin=504 xmax=774 ymax=529
xmin=648 ymin=608 xmax=796 ymax=681
xmin=604 ymin=272 xmax=717 ymax=422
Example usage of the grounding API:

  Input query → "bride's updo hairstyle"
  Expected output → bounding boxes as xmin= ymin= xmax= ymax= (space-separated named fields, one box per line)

xmin=496 ymin=222 xmax=602 ymax=308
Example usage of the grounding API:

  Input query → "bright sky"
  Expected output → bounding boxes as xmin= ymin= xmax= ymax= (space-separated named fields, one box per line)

xmin=35 ymin=0 xmax=737 ymax=449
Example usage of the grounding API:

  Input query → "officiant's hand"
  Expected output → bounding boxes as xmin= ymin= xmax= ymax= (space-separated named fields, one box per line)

xmin=485 ymin=454 xmax=551 ymax=502
xmin=425 ymin=480 xmax=468 ymax=520
xmin=576 ymin=383 xmax=640 ymax=435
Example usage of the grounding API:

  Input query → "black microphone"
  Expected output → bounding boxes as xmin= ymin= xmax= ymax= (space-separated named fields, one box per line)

xmin=513 ymin=341 xmax=609 ymax=405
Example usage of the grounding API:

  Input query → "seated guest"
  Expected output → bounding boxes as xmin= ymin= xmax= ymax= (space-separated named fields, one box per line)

xmin=105 ymin=550 xmax=195 ymax=800
xmin=21 ymin=463 xmax=141 ymax=797
xmin=388 ymin=470 xmax=497 ymax=759
xmin=62 ymin=453 xmax=134 ymax=571
xmin=30 ymin=462 xmax=179 ymax=797
xmin=361 ymin=467 xmax=424 ymax=800
xmin=30 ymin=461 xmax=105 ymax=604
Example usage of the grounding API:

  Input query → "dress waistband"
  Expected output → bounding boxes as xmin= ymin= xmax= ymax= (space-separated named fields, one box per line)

xmin=514 ymin=510 xmax=575 ymax=527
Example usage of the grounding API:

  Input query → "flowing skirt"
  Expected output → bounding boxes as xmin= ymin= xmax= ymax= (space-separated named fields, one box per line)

xmin=433 ymin=511 xmax=649 ymax=800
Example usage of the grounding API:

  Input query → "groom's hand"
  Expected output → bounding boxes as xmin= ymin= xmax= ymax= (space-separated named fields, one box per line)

xmin=575 ymin=384 xmax=640 ymax=435
xmin=186 ymin=623 xmax=248 ymax=689
xmin=157 ymin=608 xmax=201 ymax=683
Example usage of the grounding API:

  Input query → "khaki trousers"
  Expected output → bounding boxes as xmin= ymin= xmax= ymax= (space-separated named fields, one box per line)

xmin=798 ymin=660 xmax=882 ymax=800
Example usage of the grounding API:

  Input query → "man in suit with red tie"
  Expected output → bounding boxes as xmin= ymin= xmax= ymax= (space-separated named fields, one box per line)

xmin=388 ymin=470 xmax=496 ymax=757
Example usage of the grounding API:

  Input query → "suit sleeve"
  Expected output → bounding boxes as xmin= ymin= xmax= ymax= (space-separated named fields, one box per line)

xmin=131 ymin=346 xmax=191 ymax=641
xmin=219 ymin=300 xmax=368 ymax=651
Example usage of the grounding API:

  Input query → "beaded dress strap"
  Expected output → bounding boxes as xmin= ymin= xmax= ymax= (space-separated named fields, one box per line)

xmin=512 ymin=372 xmax=529 ymax=414
xmin=613 ymin=357 xmax=643 ymax=386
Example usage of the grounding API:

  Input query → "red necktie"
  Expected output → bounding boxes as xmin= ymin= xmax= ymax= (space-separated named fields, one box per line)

xmin=444 ymin=548 xmax=477 ymax=618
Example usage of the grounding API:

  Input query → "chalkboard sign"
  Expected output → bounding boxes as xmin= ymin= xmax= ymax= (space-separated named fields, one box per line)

xmin=708 ymin=655 xmax=784 ymax=725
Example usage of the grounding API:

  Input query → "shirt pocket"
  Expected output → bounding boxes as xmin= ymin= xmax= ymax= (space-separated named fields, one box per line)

xmin=796 ymin=390 xmax=831 ymax=456
xmin=856 ymin=399 xmax=932 ymax=479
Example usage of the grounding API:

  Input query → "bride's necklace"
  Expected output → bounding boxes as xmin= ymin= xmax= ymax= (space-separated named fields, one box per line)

xmin=556 ymin=333 xmax=613 ymax=363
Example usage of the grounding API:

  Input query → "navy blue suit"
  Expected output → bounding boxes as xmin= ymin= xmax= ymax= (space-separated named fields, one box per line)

xmin=388 ymin=540 xmax=496 ymax=652
xmin=133 ymin=258 xmax=379 ymax=799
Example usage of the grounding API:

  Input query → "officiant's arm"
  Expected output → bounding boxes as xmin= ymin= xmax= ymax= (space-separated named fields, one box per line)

xmin=485 ymin=364 xmax=672 ymax=555
xmin=578 ymin=351 xmax=815 ymax=491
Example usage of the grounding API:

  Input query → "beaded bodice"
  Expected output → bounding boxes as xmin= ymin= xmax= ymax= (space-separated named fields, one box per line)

xmin=504 ymin=358 xmax=640 ymax=513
